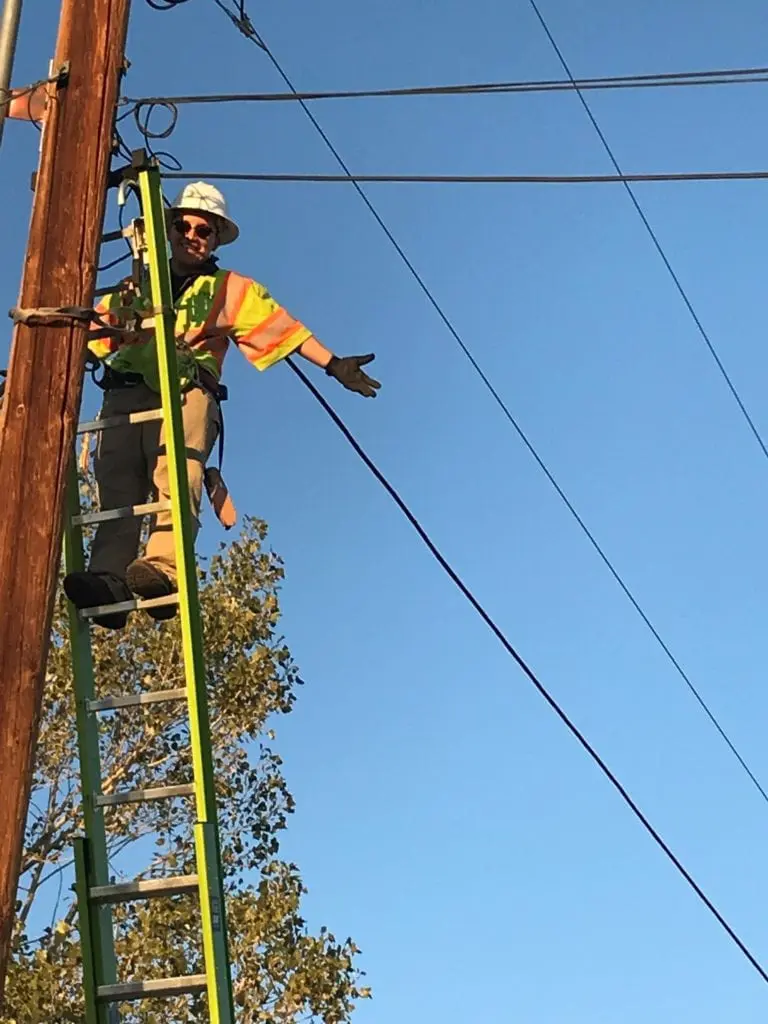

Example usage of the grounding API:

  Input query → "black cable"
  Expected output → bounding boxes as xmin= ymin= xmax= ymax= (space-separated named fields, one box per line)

xmin=97 ymin=250 xmax=131 ymax=273
xmin=98 ymin=178 xmax=136 ymax=272
xmin=528 ymin=0 xmax=768 ymax=464
xmin=144 ymin=0 xmax=191 ymax=9
xmin=287 ymin=355 xmax=768 ymax=984
xmin=132 ymin=100 xmax=182 ymax=171
xmin=113 ymin=122 xmax=134 ymax=162
xmin=133 ymin=99 xmax=178 ymax=141
xmin=210 ymin=0 xmax=266 ymax=49
xmin=123 ymin=65 xmax=768 ymax=106
xmin=113 ymin=104 xmax=182 ymax=174
xmin=207 ymin=11 xmax=768 ymax=813
xmin=161 ymin=169 xmax=768 ymax=184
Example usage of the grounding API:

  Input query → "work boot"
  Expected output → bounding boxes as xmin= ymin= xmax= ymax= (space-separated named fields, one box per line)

xmin=63 ymin=571 xmax=132 ymax=630
xmin=125 ymin=559 xmax=178 ymax=621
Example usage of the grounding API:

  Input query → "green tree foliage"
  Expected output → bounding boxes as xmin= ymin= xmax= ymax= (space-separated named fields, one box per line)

xmin=1 ymin=513 xmax=370 ymax=1023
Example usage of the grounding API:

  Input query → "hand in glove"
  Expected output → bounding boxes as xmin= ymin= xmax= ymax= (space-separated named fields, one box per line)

xmin=325 ymin=353 xmax=381 ymax=398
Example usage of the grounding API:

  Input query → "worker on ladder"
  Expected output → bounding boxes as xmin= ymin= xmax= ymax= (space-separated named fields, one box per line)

xmin=63 ymin=181 xmax=381 ymax=630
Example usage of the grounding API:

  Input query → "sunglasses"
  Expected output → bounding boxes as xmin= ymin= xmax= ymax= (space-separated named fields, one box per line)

xmin=172 ymin=218 xmax=215 ymax=240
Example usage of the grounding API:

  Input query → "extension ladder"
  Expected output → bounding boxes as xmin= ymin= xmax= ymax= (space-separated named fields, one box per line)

xmin=63 ymin=154 xmax=235 ymax=1023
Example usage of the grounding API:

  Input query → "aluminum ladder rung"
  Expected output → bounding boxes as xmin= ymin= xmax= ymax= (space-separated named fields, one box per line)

xmin=78 ymin=408 xmax=164 ymax=433
xmin=95 ymin=783 xmax=195 ymax=808
xmin=73 ymin=500 xmax=170 ymax=526
xmin=79 ymin=593 xmax=179 ymax=620
xmin=90 ymin=874 xmax=199 ymax=904
xmin=87 ymin=687 xmax=187 ymax=713
xmin=97 ymin=974 xmax=207 ymax=1002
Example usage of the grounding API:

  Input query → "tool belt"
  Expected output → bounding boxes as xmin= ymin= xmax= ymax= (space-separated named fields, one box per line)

xmin=99 ymin=364 xmax=225 ymax=400
xmin=92 ymin=362 xmax=237 ymax=530
xmin=99 ymin=366 xmax=144 ymax=390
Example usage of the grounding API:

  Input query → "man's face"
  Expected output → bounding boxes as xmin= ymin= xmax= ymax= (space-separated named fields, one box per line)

xmin=170 ymin=211 xmax=219 ymax=267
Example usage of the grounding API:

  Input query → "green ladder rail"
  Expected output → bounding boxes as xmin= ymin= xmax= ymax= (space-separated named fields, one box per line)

xmin=63 ymin=153 xmax=235 ymax=1023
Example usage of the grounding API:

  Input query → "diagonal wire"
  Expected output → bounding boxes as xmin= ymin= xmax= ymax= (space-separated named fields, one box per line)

xmin=205 ymin=3 xmax=768 ymax=808
xmin=527 ymin=0 xmax=768 ymax=462
xmin=287 ymin=356 xmax=768 ymax=985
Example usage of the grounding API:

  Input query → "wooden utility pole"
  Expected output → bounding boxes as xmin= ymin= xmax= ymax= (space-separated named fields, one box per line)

xmin=0 ymin=0 xmax=131 ymax=993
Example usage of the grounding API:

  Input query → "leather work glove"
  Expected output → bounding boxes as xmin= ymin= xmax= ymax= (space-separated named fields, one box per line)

xmin=325 ymin=353 xmax=381 ymax=398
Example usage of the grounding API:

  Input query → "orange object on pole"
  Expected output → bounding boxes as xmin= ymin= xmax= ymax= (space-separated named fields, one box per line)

xmin=6 ymin=83 xmax=47 ymax=122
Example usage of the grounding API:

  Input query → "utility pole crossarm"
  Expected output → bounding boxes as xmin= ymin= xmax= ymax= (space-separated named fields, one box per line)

xmin=0 ymin=0 xmax=131 ymax=994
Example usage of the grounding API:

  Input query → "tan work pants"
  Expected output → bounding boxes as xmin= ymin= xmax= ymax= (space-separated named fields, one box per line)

xmin=88 ymin=383 xmax=219 ymax=583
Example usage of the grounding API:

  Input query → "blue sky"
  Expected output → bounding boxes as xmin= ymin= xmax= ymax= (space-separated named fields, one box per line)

xmin=5 ymin=0 xmax=768 ymax=1020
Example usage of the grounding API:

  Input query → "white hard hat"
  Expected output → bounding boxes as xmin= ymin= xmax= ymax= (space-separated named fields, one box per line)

xmin=168 ymin=181 xmax=240 ymax=245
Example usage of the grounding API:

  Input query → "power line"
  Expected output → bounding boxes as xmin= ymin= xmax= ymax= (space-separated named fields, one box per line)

xmin=287 ymin=355 xmax=768 ymax=986
xmin=162 ymin=169 xmax=768 ymax=184
xmin=528 ymin=0 xmax=768 ymax=464
xmin=196 ymin=3 xmax=768 ymax=811
xmin=121 ymin=64 xmax=768 ymax=110
xmin=144 ymin=0 xmax=191 ymax=9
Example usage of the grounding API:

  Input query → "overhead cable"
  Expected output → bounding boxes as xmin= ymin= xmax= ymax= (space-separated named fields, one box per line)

xmin=123 ymin=63 xmax=768 ymax=106
xmin=210 ymin=0 xmax=266 ymax=48
xmin=162 ymin=169 xmax=768 ymax=184
xmin=287 ymin=355 xmax=768 ymax=986
xmin=144 ymin=0 xmax=191 ymax=9
xmin=199 ymin=2 xmax=768 ymax=811
xmin=528 ymin=0 xmax=768 ymax=463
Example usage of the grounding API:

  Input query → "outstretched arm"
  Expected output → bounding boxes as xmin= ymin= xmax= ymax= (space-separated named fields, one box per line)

xmin=297 ymin=335 xmax=333 ymax=368
xmin=229 ymin=275 xmax=381 ymax=398
xmin=297 ymin=336 xmax=380 ymax=398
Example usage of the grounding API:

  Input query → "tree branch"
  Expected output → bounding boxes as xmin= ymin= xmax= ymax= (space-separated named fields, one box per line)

xmin=18 ymin=781 xmax=61 ymax=926
xmin=100 ymin=720 xmax=183 ymax=794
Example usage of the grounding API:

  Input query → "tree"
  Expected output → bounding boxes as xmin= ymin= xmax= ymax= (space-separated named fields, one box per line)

xmin=0 ymin=490 xmax=371 ymax=1023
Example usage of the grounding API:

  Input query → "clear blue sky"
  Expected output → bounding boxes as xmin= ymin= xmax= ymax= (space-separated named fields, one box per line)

xmin=5 ymin=0 xmax=768 ymax=1020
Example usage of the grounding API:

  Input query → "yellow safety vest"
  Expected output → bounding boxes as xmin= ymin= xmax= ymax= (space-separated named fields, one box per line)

xmin=89 ymin=267 xmax=313 ymax=391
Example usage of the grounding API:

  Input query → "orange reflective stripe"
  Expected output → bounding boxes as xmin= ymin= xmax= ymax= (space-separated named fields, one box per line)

xmin=250 ymin=330 xmax=311 ymax=371
xmin=238 ymin=308 xmax=301 ymax=350
xmin=88 ymin=337 xmax=115 ymax=359
xmin=89 ymin=298 xmax=119 ymax=357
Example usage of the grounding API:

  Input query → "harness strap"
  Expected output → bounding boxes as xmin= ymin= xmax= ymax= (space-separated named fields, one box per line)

xmin=193 ymin=367 xmax=228 ymax=470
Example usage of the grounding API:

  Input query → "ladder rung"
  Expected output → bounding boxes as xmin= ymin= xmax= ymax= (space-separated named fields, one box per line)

xmin=95 ymin=783 xmax=195 ymax=808
xmin=90 ymin=874 xmax=199 ymax=904
xmin=72 ymin=500 xmax=170 ymax=526
xmin=98 ymin=974 xmax=207 ymax=1002
xmin=88 ymin=687 xmax=187 ymax=713
xmin=78 ymin=408 xmax=164 ymax=433
xmin=79 ymin=593 xmax=179 ymax=620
